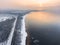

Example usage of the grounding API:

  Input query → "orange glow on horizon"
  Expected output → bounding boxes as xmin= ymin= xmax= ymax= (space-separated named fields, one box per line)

xmin=26 ymin=12 xmax=60 ymax=24
xmin=0 ymin=0 xmax=60 ymax=10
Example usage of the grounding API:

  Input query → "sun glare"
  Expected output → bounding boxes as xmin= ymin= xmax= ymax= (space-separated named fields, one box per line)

xmin=33 ymin=0 xmax=51 ymax=4
xmin=38 ymin=0 xmax=50 ymax=3
xmin=32 ymin=0 xmax=51 ymax=7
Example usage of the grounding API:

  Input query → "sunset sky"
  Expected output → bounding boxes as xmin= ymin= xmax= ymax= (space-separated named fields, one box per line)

xmin=0 ymin=0 xmax=60 ymax=10
xmin=0 ymin=0 xmax=60 ymax=25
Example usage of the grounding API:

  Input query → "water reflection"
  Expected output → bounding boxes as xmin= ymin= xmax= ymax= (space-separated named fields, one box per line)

xmin=26 ymin=12 xmax=60 ymax=45
xmin=26 ymin=12 xmax=60 ymax=26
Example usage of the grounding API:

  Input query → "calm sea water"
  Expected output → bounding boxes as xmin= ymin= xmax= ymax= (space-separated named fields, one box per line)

xmin=26 ymin=12 xmax=60 ymax=45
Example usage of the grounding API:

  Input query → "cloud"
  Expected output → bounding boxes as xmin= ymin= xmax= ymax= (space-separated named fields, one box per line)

xmin=43 ymin=4 xmax=60 ymax=15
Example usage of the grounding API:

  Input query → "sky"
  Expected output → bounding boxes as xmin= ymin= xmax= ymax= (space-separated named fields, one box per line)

xmin=0 ymin=0 xmax=60 ymax=10
xmin=0 ymin=0 xmax=60 ymax=25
